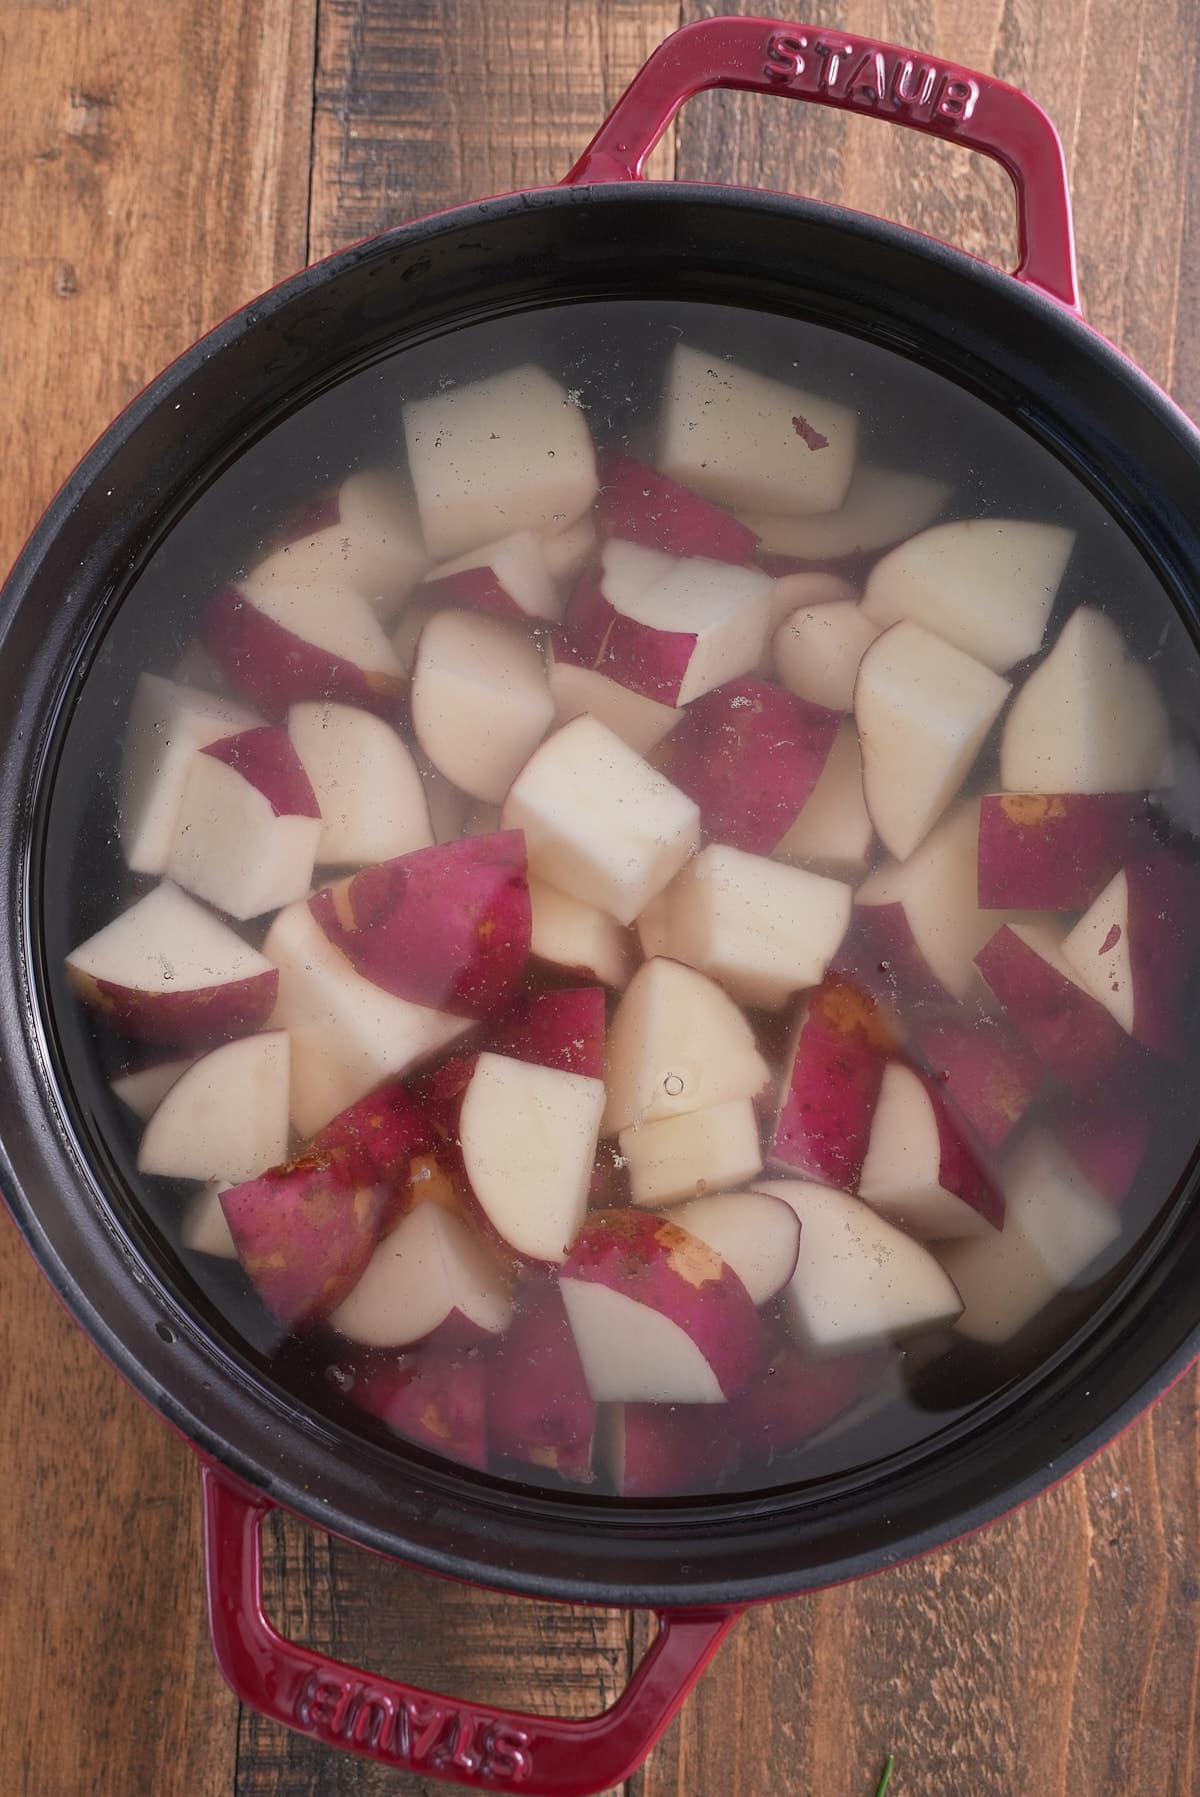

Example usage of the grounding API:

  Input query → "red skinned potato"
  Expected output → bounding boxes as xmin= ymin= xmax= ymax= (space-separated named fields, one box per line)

xmin=759 ymin=1179 xmax=963 ymax=1351
xmin=977 ymin=791 xmax=1150 ymax=910
xmin=527 ymin=876 xmax=630 ymax=989
xmin=415 ymin=529 xmax=560 ymax=623
xmin=421 ymin=1051 xmax=604 ymax=1263
xmin=857 ymin=1062 xmax=1005 ymax=1240
xmin=731 ymin=1343 xmax=882 ymax=1460
xmin=118 ymin=673 xmax=256 ymax=876
xmin=328 ymin=1199 xmax=514 ymax=1349
xmin=975 ymin=920 xmax=1142 ymax=1093
xmin=1000 ymin=607 xmax=1172 ymax=794
xmin=772 ymin=720 xmax=874 ymax=880
xmin=594 ymin=449 xmax=760 ymax=564
xmin=663 ymin=843 xmax=853 ymax=1011
xmin=309 ymin=831 xmax=530 ymax=1018
xmin=1061 ymin=854 xmax=1199 ymax=1057
xmin=288 ymin=701 xmax=433 ymax=866
xmin=599 ymin=1402 xmax=740 ymax=1497
xmin=656 ymin=343 xmax=856 ymax=516
xmin=564 ymin=550 xmax=773 ymax=708
xmin=619 ymin=1097 xmax=763 ymax=1207
xmin=545 ymin=631 xmax=679 ymax=755
xmin=1052 ymin=1097 xmax=1151 ymax=1206
xmin=137 ymin=1031 xmax=290 ymax=1184
xmin=603 ymin=957 xmax=770 ymax=1132
xmin=255 ymin=469 xmax=429 ymax=623
xmin=201 ymin=580 xmax=404 ymax=721
xmin=111 ymin=1055 xmax=196 ymax=1121
xmin=264 ymin=897 xmax=471 ymax=1137
xmin=651 ymin=676 xmax=839 ymax=854
xmin=938 ymin=1129 xmax=1121 ymax=1343
xmin=411 ymin=608 xmax=556 ymax=805
xmin=167 ymin=725 xmax=322 ymax=920
xmin=488 ymin=1281 xmax=596 ymax=1482
xmin=773 ymin=600 xmax=881 ymax=711
xmin=501 ymin=716 xmax=699 ymax=926
xmin=852 ymin=799 xmax=1031 ymax=1008
xmin=487 ymin=986 xmax=606 ymax=1080
xmin=855 ymin=621 xmax=1011 ymax=861
xmin=561 ymin=1209 xmax=765 ymax=1403
xmin=769 ymin=976 xmax=893 ymax=1189
xmin=737 ymin=463 xmax=949 ymax=563
xmin=313 ymin=1077 xmax=435 ymax=1192
xmin=764 ymin=570 xmax=858 ymax=637
xmin=403 ymin=364 xmax=598 ymax=560
xmin=346 ymin=1350 xmax=489 ymax=1471
xmin=912 ymin=1012 xmax=1041 ymax=1153
xmin=66 ymin=881 xmax=278 ymax=1046
xmin=220 ymin=1142 xmax=391 ymax=1330
xmin=667 ymin=1190 xmax=801 ymax=1306
xmin=861 ymin=519 xmax=1073 ymax=672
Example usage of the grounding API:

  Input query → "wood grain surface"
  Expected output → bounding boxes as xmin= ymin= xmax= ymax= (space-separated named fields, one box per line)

xmin=2 ymin=3 xmax=1199 ymax=1794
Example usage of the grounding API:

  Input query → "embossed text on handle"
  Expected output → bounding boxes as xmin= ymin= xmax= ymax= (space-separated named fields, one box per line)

xmin=762 ymin=29 xmax=979 ymax=125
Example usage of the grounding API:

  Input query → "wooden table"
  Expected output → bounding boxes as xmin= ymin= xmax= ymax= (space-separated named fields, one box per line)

xmin=3 ymin=3 xmax=1200 ymax=1793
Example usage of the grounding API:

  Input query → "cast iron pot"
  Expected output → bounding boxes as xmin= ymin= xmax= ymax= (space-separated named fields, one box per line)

xmin=3 ymin=17 xmax=1200 ymax=1793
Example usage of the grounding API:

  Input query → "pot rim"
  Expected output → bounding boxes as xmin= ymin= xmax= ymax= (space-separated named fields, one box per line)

xmin=4 ymin=177 xmax=1200 ymax=1608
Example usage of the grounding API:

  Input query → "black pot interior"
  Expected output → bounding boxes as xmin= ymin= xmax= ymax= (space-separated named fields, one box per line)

xmin=4 ymin=184 xmax=1200 ymax=1607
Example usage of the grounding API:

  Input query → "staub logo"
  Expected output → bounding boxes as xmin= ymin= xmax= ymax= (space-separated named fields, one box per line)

xmin=762 ymin=30 xmax=979 ymax=126
xmin=296 ymin=1673 xmax=533 ymax=1780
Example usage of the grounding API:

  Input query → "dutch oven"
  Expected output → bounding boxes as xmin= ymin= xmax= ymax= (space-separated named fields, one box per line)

xmin=3 ymin=16 xmax=1200 ymax=1793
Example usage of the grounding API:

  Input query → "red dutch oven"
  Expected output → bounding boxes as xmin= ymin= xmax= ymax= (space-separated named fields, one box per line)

xmin=3 ymin=17 xmax=1200 ymax=1793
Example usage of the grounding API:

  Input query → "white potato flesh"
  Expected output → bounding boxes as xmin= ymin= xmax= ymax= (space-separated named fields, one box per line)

xmin=862 ymin=519 xmax=1073 ymax=672
xmin=620 ymin=1097 xmax=763 ymax=1207
xmin=111 ymin=1057 xmax=196 ymax=1121
xmin=529 ymin=876 xmax=630 ymax=987
xmin=67 ymin=881 xmax=273 ymax=995
xmin=668 ymin=1191 xmax=802 ymax=1305
xmin=856 ymin=621 xmax=1011 ymax=860
xmin=611 ymin=557 xmax=773 ymax=705
xmin=939 ymin=1131 xmax=1121 ymax=1343
xmin=1000 ymin=607 xmax=1172 ymax=793
xmin=657 ymin=343 xmax=856 ymax=516
xmin=738 ymin=465 xmax=949 ymax=560
xmin=137 ymin=1032 xmax=290 ymax=1182
xmin=858 ymin=1062 xmax=994 ymax=1240
xmin=424 ymin=528 xmax=560 ymax=621
xmin=560 ymin=1279 xmax=724 ymax=1404
xmin=411 ymin=609 xmax=555 ymax=805
xmin=459 ymin=1053 xmax=605 ymax=1262
xmin=501 ymin=716 xmax=699 ymax=926
xmin=119 ymin=674 xmax=256 ymax=876
xmin=181 ymin=1182 xmax=239 ymax=1259
xmin=759 ymin=1178 xmax=964 ymax=1351
xmin=404 ymin=364 xmax=598 ymax=559
xmin=167 ymin=753 xmax=322 ymax=920
xmin=264 ymin=899 xmax=469 ymax=1135
xmin=329 ymin=1201 xmax=513 ymax=1348
xmin=773 ymin=600 xmax=882 ymax=711
xmin=602 ymin=957 xmax=769 ymax=1133
xmin=242 ymin=580 xmax=403 ymax=678
xmin=773 ymin=722 xmax=874 ymax=879
xmin=289 ymin=702 xmax=433 ymax=866
xmin=546 ymin=653 xmax=678 ymax=755
xmin=243 ymin=470 xmax=429 ymax=622
xmin=667 ymin=844 xmax=853 ymax=1011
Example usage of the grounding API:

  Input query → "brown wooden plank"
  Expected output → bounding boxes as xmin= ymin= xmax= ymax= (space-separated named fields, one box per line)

xmin=0 ymin=1 xmax=316 ymax=1791
xmin=307 ymin=0 xmax=680 ymax=261
xmin=631 ymin=4 xmax=1200 ymax=1794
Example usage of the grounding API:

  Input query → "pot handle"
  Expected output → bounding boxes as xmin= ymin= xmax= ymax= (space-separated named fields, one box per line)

xmin=564 ymin=15 xmax=1078 ymax=311
xmin=200 ymin=1464 xmax=741 ymax=1793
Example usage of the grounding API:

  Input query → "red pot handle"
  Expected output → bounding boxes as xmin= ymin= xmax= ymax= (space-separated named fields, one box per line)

xmin=201 ymin=1464 xmax=741 ymax=1793
xmin=564 ymin=15 xmax=1078 ymax=311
